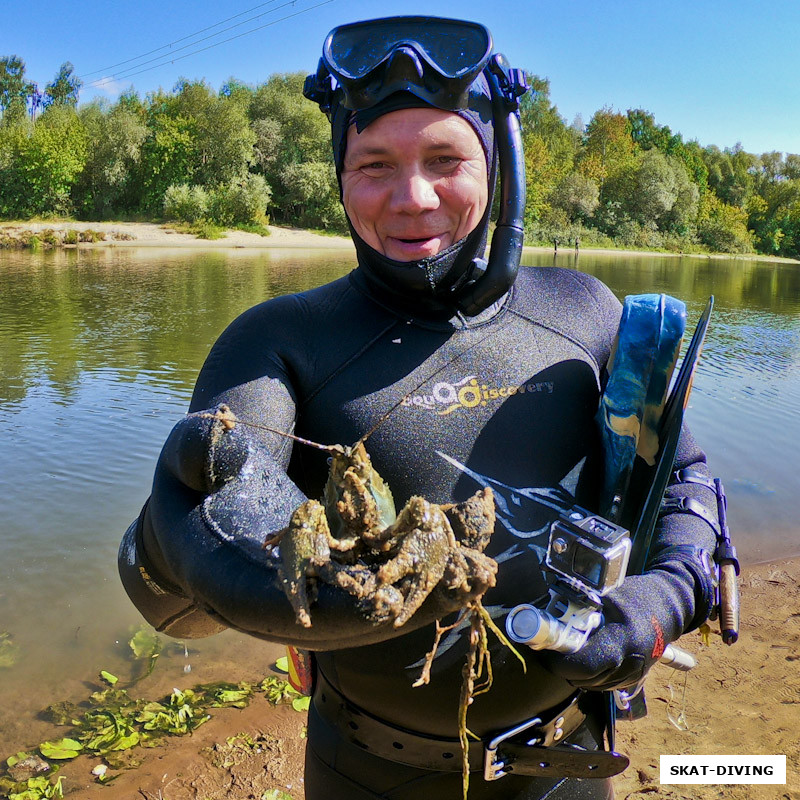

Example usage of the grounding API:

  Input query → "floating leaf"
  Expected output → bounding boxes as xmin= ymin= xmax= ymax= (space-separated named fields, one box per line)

xmin=274 ymin=656 xmax=289 ymax=673
xmin=291 ymin=696 xmax=311 ymax=712
xmin=128 ymin=628 xmax=161 ymax=660
xmin=88 ymin=687 xmax=134 ymax=711
xmin=201 ymin=681 xmax=254 ymax=709
xmin=261 ymin=676 xmax=299 ymax=706
xmin=42 ymin=701 xmax=81 ymax=726
xmin=127 ymin=627 xmax=163 ymax=682
xmin=100 ymin=671 xmax=118 ymax=686
xmin=8 ymin=775 xmax=64 ymax=800
xmin=39 ymin=738 xmax=83 ymax=760
xmin=6 ymin=752 xmax=30 ymax=769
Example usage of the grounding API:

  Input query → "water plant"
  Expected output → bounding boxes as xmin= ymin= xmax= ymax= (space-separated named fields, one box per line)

xmin=0 ymin=660 xmax=309 ymax=799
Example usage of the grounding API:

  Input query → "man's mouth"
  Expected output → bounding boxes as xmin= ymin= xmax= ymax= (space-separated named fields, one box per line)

xmin=383 ymin=233 xmax=448 ymax=261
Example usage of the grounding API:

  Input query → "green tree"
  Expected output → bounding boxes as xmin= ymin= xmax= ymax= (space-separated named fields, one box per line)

xmin=138 ymin=104 xmax=199 ymax=212
xmin=578 ymin=108 xmax=634 ymax=186
xmin=76 ymin=101 xmax=148 ymax=216
xmin=702 ymin=144 xmax=758 ymax=208
xmin=209 ymin=173 xmax=271 ymax=226
xmin=518 ymin=75 xmax=579 ymax=227
xmin=697 ymin=193 xmax=752 ymax=253
xmin=549 ymin=172 xmax=599 ymax=222
xmin=627 ymin=108 xmax=708 ymax=193
xmin=277 ymin=161 xmax=344 ymax=229
xmin=0 ymin=55 xmax=31 ymax=122
xmin=170 ymin=79 xmax=255 ymax=186
xmin=634 ymin=149 xmax=699 ymax=233
xmin=0 ymin=104 xmax=87 ymax=216
xmin=249 ymin=72 xmax=341 ymax=229
xmin=43 ymin=62 xmax=82 ymax=107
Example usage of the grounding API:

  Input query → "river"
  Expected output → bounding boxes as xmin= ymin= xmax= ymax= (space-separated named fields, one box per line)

xmin=0 ymin=245 xmax=798 ymax=760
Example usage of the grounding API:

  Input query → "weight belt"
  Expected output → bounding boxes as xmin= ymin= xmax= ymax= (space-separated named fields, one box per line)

xmin=312 ymin=672 xmax=629 ymax=780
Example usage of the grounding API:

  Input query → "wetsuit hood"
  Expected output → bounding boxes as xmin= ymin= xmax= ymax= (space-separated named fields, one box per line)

xmin=332 ymin=82 xmax=498 ymax=314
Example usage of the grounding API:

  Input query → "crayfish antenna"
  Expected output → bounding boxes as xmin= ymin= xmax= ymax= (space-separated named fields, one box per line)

xmin=188 ymin=409 xmax=338 ymax=453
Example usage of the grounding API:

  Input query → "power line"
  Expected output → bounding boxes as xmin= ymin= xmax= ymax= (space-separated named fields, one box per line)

xmin=88 ymin=0 xmax=301 ymax=84
xmin=91 ymin=0 xmax=333 ymax=88
xmin=80 ymin=0 xmax=283 ymax=80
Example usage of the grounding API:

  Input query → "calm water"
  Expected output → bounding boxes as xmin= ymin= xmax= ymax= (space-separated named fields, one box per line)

xmin=0 ymin=245 xmax=798 ymax=756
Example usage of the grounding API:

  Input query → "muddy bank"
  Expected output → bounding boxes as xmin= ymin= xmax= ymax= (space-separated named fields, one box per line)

xmin=1 ymin=557 xmax=794 ymax=799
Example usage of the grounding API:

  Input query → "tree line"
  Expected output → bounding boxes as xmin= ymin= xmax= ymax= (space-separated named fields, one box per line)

xmin=1 ymin=55 xmax=799 ymax=258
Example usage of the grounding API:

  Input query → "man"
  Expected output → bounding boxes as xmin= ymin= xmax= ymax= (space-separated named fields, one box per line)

xmin=119 ymin=17 xmax=718 ymax=799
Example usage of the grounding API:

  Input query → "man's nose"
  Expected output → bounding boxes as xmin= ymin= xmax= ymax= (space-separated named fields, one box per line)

xmin=390 ymin=171 xmax=439 ymax=214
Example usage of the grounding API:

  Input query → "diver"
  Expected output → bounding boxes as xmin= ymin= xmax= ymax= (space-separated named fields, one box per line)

xmin=119 ymin=16 xmax=719 ymax=799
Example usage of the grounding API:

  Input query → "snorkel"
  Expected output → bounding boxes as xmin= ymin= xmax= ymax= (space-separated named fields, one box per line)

xmin=304 ymin=16 xmax=528 ymax=316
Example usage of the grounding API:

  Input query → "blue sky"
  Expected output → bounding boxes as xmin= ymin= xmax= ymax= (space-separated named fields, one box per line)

xmin=4 ymin=0 xmax=799 ymax=155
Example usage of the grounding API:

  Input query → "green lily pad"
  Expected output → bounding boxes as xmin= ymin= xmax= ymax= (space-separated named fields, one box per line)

xmin=261 ymin=790 xmax=292 ymax=800
xmin=291 ymin=696 xmax=311 ymax=712
xmin=129 ymin=628 xmax=161 ymax=660
xmin=38 ymin=738 xmax=83 ymax=760
xmin=8 ymin=775 xmax=64 ymax=799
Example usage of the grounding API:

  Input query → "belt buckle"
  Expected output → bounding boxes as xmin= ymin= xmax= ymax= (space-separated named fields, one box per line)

xmin=483 ymin=716 xmax=543 ymax=781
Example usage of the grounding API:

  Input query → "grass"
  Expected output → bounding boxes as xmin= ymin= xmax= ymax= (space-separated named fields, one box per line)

xmin=160 ymin=220 xmax=272 ymax=240
xmin=233 ymin=222 xmax=271 ymax=237
xmin=162 ymin=220 xmax=227 ymax=240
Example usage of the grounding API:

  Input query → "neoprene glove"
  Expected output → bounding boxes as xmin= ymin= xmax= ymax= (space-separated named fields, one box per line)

xmin=118 ymin=406 xmax=290 ymax=637
xmin=540 ymin=551 xmax=714 ymax=691
xmin=120 ymin=406 xmax=476 ymax=649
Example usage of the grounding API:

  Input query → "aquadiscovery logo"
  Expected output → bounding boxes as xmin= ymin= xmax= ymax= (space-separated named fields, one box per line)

xmin=401 ymin=375 xmax=555 ymax=416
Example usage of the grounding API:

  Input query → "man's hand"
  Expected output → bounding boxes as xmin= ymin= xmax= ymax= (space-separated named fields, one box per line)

xmin=539 ymin=560 xmax=710 ymax=691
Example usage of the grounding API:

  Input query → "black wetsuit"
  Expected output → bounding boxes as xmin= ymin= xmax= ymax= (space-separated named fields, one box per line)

xmin=120 ymin=264 xmax=717 ymax=800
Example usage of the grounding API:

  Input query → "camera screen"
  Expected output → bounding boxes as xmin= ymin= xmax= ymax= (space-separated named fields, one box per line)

xmin=572 ymin=543 xmax=603 ymax=589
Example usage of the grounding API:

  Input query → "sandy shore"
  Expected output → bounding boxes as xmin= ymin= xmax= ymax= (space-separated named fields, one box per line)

xmin=30 ymin=556 xmax=796 ymax=800
xmin=0 ymin=220 xmax=356 ymax=250
xmin=2 ymin=220 xmax=797 ymax=263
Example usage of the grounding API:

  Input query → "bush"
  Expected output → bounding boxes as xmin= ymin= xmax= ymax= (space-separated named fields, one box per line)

xmin=697 ymin=195 xmax=753 ymax=253
xmin=277 ymin=161 xmax=346 ymax=231
xmin=163 ymin=184 xmax=209 ymax=223
xmin=209 ymin=174 xmax=271 ymax=226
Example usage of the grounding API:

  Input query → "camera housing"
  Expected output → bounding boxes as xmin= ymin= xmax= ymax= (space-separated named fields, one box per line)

xmin=545 ymin=507 xmax=631 ymax=598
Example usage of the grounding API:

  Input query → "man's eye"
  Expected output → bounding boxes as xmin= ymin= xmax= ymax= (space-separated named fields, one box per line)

xmin=432 ymin=156 xmax=461 ymax=168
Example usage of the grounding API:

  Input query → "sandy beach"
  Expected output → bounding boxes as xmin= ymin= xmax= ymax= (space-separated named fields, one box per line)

xmin=0 ymin=220 xmax=356 ymax=250
xmin=25 ymin=557 xmax=795 ymax=800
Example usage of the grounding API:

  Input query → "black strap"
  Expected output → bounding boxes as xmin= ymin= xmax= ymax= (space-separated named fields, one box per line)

xmin=659 ymin=495 xmax=720 ymax=538
xmin=311 ymin=671 xmax=605 ymax=776
xmin=498 ymin=742 xmax=628 ymax=779
xmin=672 ymin=468 xmax=716 ymax=493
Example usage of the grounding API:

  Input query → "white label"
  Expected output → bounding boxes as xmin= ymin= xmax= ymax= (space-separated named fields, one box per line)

xmin=660 ymin=755 xmax=786 ymax=784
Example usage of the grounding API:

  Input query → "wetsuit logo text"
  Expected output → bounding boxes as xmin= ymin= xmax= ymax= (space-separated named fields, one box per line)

xmin=402 ymin=375 xmax=555 ymax=415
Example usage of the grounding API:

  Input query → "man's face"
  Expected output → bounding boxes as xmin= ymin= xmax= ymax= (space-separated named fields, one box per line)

xmin=341 ymin=107 xmax=489 ymax=262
